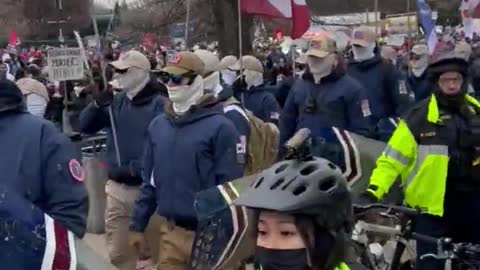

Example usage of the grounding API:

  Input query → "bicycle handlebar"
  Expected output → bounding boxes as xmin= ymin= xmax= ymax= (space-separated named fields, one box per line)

xmin=353 ymin=203 xmax=422 ymax=217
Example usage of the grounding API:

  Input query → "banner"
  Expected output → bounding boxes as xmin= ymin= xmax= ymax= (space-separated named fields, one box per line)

xmin=47 ymin=48 xmax=85 ymax=81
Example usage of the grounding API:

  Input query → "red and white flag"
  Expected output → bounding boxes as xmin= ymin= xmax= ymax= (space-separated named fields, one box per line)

xmin=460 ymin=0 xmax=480 ymax=18
xmin=241 ymin=0 xmax=310 ymax=39
xmin=460 ymin=0 xmax=480 ymax=38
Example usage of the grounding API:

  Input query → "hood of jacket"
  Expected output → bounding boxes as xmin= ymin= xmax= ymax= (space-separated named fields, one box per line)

xmin=217 ymin=84 xmax=234 ymax=103
xmin=165 ymin=94 xmax=224 ymax=126
xmin=349 ymin=55 xmax=383 ymax=71
xmin=0 ymin=79 xmax=27 ymax=114
xmin=131 ymin=79 xmax=166 ymax=106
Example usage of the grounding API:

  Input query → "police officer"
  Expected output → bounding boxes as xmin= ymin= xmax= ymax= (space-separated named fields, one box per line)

xmin=407 ymin=44 xmax=432 ymax=102
xmin=230 ymin=55 xmax=281 ymax=124
xmin=279 ymin=35 xmax=370 ymax=160
xmin=80 ymin=50 xmax=165 ymax=270
xmin=348 ymin=26 xmax=412 ymax=140
xmin=129 ymin=52 xmax=244 ymax=270
xmin=364 ymin=44 xmax=480 ymax=270
xmin=0 ymin=79 xmax=88 ymax=237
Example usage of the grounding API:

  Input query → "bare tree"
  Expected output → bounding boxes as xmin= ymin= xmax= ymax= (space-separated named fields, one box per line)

xmin=23 ymin=0 xmax=92 ymax=40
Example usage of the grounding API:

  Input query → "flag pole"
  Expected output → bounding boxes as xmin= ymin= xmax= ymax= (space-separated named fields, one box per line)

xmin=185 ymin=0 xmax=191 ymax=49
xmin=238 ymin=0 xmax=245 ymax=104
xmin=238 ymin=0 xmax=243 ymax=70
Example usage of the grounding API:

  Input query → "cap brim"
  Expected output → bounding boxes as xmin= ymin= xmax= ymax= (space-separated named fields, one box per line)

xmin=161 ymin=65 xmax=190 ymax=75
xmin=110 ymin=60 xmax=130 ymax=70
xmin=352 ymin=40 xmax=369 ymax=47
xmin=305 ymin=49 xmax=329 ymax=58
xmin=229 ymin=61 xmax=242 ymax=71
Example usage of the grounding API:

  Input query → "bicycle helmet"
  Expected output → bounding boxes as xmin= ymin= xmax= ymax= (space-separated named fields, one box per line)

xmin=234 ymin=157 xmax=352 ymax=232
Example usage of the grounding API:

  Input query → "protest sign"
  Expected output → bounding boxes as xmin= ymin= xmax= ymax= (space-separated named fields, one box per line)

xmin=47 ymin=48 xmax=85 ymax=81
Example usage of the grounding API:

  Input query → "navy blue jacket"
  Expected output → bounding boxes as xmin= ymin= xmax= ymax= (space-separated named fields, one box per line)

xmin=407 ymin=73 xmax=433 ymax=102
xmin=279 ymin=71 xmax=371 ymax=152
xmin=130 ymin=96 xmax=244 ymax=232
xmin=80 ymin=80 xmax=166 ymax=186
xmin=0 ymin=80 xmax=88 ymax=237
xmin=235 ymin=85 xmax=280 ymax=124
xmin=275 ymin=76 xmax=295 ymax=108
xmin=219 ymin=86 xmax=250 ymax=170
xmin=348 ymin=56 xmax=412 ymax=123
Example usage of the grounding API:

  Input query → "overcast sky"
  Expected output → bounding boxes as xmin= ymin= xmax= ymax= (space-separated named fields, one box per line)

xmin=95 ymin=0 xmax=137 ymax=8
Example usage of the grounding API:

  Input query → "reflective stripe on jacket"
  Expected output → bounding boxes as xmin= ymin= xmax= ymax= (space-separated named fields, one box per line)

xmin=368 ymin=94 xmax=480 ymax=216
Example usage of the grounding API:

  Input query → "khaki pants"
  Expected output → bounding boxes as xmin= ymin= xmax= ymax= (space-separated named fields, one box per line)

xmin=157 ymin=216 xmax=195 ymax=270
xmin=105 ymin=181 xmax=162 ymax=270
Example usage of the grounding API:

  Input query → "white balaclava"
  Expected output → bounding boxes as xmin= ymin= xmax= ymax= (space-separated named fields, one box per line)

xmin=167 ymin=75 xmax=205 ymax=115
xmin=110 ymin=67 xmax=150 ymax=100
xmin=203 ymin=71 xmax=223 ymax=96
xmin=352 ymin=43 xmax=376 ymax=62
xmin=26 ymin=94 xmax=48 ymax=117
xmin=221 ymin=69 xmax=237 ymax=86
xmin=410 ymin=54 xmax=429 ymax=77
xmin=307 ymin=54 xmax=337 ymax=83
xmin=244 ymin=69 xmax=264 ymax=90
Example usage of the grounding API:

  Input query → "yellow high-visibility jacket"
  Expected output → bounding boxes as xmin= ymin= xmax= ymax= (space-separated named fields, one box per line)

xmin=368 ymin=94 xmax=480 ymax=217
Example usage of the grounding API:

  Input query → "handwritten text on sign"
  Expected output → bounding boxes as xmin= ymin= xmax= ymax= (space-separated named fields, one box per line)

xmin=47 ymin=48 xmax=85 ymax=81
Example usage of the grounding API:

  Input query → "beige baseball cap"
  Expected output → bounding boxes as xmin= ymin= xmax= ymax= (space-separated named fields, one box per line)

xmin=231 ymin=55 xmax=264 ymax=73
xmin=411 ymin=44 xmax=429 ymax=56
xmin=110 ymin=50 xmax=150 ymax=71
xmin=162 ymin=51 xmax=205 ymax=75
xmin=194 ymin=49 xmax=220 ymax=75
xmin=455 ymin=41 xmax=472 ymax=61
xmin=305 ymin=36 xmax=337 ymax=58
xmin=220 ymin=55 xmax=238 ymax=70
xmin=352 ymin=26 xmax=377 ymax=47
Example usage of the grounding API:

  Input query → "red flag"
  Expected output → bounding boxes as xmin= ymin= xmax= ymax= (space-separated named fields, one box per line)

xmin=9 ymin=30 xmax=20 ymax=47
xmin=241 ymin=0 xmax=310 ymax=39
xmin=291 ymin=0 xmax=310 ymax=39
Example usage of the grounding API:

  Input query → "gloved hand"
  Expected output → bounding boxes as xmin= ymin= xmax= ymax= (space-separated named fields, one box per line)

xmin=94 ymin=89 xmax=114 ymax=108
xmin=129 ymin=231 xmax=145 ymax=254
xmin=354 ymin=190 xmax=379 ymax=206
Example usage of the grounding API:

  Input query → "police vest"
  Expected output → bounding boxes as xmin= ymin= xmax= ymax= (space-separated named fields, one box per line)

xmin=368 ymin=94 xmax=480 ymax=217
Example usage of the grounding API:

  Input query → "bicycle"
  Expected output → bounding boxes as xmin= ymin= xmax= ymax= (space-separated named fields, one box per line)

xmin=353 ymin=204 xmax=480 ymax=270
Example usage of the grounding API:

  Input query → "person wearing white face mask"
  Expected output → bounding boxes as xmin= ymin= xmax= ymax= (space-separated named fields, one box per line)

xmin=279 ymin=35 xmax=370 ymax=159
xmin=348 ymin=26 xmax=412 ymax=141
xmin=230 ymin=55 xmax=280 ymax=124
xmin=195 ymin=50 xmax=250 ymax=172
xmin=130 ymin=51 xmax=243 ymax=270
xmin=16 ymin=77 xmax=49 ymax=117
xmin=406 ymin=44 xmax=433 ymax=102
xmin=79 ymin=50 xmax=166 ymax=270
xmin=220 ymin=55 xmax=238 ymax=86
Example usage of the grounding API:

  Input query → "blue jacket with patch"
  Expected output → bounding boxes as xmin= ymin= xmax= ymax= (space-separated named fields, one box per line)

xmin=348 ymin=56 xmax=412 ymax=123
xmin=219 ymin=86 xmax=250 ymax=171
xmin=406 ymin=72 xmax=433 ymax=102
xmin=80 ymin=80 xmax=166 ymax=186
xmin=130 ymin=96 xmax=244 ymax=232
xmin=234 ymin=85 xmax=280 ymax=124
xmin=0 ymin=80 xmax=88 ymax=237
xmin=279 ymin=71 xmax=371 ymax=156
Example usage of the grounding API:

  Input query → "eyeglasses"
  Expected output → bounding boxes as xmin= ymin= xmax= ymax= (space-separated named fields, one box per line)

xmin=114 ymin=68 xmax=128 ymax=74
xmin=159 ymin=72 xmax=197 ymax=85
xmin=409 ymin=54 xmax=423 ymax=61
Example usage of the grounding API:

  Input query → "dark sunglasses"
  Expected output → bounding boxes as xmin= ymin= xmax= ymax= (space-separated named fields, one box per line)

xmin=159 ymin=72 xmax=197 ymax=85
xmin=409 ymin=54 xmax=423 ymax=61
xmin=114 ymin=68 xmax=129 ymax=74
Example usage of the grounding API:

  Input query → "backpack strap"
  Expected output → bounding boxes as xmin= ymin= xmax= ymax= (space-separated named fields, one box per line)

xmin=223 ymin=97 xmax=250 ymax=122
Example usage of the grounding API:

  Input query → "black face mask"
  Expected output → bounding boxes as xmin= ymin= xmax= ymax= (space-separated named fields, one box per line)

xmin=255 ymin=247 xmax=311 ymax=270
